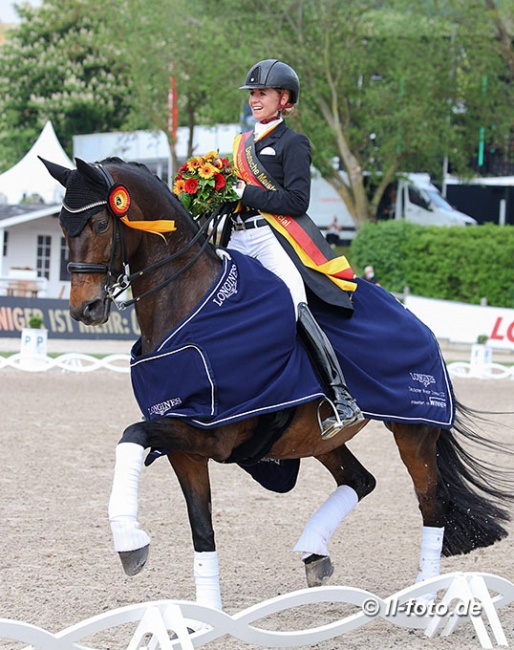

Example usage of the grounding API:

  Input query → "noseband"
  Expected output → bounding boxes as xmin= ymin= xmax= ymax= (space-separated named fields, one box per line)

xmin=67 ymin=164 xmax=226 ymax=309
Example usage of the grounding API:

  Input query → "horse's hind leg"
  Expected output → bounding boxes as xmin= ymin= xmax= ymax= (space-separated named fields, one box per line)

xmin=390 ymin=422 xmax=447 ymax=585
xmin=294 ymin=444 xmax=376 ymax=587
xmin=167 ymin=452 xmax=222 ymax=610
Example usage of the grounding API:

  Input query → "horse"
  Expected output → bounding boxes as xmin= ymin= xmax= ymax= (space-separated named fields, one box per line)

xmin=41 ymin=155 xmax=514 ymax=611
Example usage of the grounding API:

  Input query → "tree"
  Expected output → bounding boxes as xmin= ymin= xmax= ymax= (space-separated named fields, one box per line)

xmin=0 ymin=0 xmax=132 ymax=170
xmin=122 ymin=0 xmax=252 ymax=173
xmin=228 ymin=0 xmax=513 ymax=226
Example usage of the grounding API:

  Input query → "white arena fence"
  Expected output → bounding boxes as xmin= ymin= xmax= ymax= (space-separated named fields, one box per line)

xmin=0 ymin=351 xmax=131 ymax=373
xmin=0 ymin=572 xmax=513 ymax=649
xmin=1 ymin=349 xmax=514 ymax=380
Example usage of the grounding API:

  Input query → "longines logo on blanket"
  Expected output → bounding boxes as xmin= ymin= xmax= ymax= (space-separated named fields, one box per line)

xmin=213 ymin=264 xmax=239 ymax=307
xmin=148 ymin=398 xmax=183 ymax=417
xmin=410 ymin=372 xmax=436 ymax=388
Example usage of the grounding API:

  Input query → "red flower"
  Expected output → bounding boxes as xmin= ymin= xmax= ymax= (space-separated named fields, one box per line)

xmin=214 ymin=173 xmax=226 ymax=190
xmin=184 ymin=178 xmax=199 ymax=194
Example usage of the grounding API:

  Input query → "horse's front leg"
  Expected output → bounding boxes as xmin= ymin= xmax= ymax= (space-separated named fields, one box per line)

xmin=108 ymin=417 xmax=241 ymax=601
xmin=391 ymin=423 xmax=448 ymax=588
xmin=108 ymin=440 xmax=151 ymax=576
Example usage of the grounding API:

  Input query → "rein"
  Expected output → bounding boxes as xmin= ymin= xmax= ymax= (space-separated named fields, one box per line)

xmin=67 ymin=162 xmax=228 ymax=309
xmin=112 ymin=207 xmax=225 ymax=310
xmin=70 ymin=207 xmax=225 ymax=310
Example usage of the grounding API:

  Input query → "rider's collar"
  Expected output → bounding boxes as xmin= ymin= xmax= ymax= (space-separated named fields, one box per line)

xmin=254 ymin=118 xmax=282 ymax=142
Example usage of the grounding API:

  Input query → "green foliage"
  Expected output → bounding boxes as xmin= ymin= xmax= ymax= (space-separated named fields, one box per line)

xmin=122 ymin=0 xmax=246 ymax=136
xmin=350 ymin=222 xmax=514 ymax=308
xmin=0 ymin=0 xmax=132 ymax=168
xmin=28 ymin=315 xmax=44 ymax=329
xmin=226 ymin=0 xmax=513 ymax=224
xmin=0 ymin=0 xmax=512 ymax=207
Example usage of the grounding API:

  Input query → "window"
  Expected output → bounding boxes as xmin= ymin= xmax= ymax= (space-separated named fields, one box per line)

xmin=408 ymin=186 xmax=430 ymax=210
xmin=59 ymin=237 xmax=70 ymax=281
xmin=2 ymin=230 xmax=7 ymax=257
xmin=37 ymin=235 xmax=51 ymax=279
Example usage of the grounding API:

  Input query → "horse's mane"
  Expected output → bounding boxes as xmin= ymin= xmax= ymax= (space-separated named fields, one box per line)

xmin=99 ymin=156 xmax=193 ymax=221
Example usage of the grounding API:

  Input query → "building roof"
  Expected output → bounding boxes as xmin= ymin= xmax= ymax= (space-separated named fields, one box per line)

xmin=73 ymin=124 xmax=241 ymax=164
xmin=0 ymin=120 xmax=73 ymax=204
xmin=0 ymin=203 xmax=59 ymax=228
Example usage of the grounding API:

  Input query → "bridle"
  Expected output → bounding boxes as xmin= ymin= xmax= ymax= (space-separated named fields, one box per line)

xmin=66 ymin=164 xmax=227 ymax=310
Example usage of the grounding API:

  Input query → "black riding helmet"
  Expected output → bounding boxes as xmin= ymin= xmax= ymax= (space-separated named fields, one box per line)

xmin=239 ymin=59 xmax=300 ymax=104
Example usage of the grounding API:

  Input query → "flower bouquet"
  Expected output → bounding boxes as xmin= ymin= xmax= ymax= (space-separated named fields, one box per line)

xmin=172 ymin=151 xmax=240 ymax=218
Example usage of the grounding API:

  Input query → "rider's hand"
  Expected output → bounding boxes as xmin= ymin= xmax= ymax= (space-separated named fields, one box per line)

xmin=234 ymin=180 xmax=246 ymax=199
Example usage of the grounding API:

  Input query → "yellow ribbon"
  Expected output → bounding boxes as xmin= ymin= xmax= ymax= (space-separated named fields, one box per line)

xmin=120 ymin=216 xmax=176 ymax=241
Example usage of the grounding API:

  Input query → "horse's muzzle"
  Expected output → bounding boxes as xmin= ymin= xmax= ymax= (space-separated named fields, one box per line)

xmin=70 ymin=296 xmax=111 ymax=325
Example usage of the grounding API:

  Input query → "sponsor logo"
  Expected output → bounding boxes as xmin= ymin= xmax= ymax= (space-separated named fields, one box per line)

xmin=213 ymin=264 xmax=239 ymax=307
xmin=429 ymin=397 xmax=447 ymax=408
xmin=148 ymin=397 xmax=183 ymax=417
xmin=409 ymin=372 xmax=436 ymax=388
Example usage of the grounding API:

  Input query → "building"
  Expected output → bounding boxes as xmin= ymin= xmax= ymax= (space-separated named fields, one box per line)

xmin=0 ymin=122 xmax=241 ymax=300
xmin=0 ymin=121 xmax=72 ymax=298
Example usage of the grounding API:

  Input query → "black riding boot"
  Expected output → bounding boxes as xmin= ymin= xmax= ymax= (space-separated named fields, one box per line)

xmin=297 ymin=302 xmax=363 ymax=439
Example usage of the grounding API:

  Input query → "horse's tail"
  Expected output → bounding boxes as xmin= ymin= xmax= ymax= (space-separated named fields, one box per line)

xmin=438 ymin=400 xmax=514 ymax=557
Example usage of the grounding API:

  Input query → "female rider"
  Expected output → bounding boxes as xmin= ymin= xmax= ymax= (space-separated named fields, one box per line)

xmin=221 ymin=59 xmax=362 ymax=440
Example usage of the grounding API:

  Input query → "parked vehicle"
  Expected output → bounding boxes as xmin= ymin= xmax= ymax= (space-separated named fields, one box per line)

xmin=308 ymin=169 xmax=356 ymax=244
xmin=309 ymin=171 xmax=477 ymax=243
xmin=377 ymin=174 xmax=477 ymax=227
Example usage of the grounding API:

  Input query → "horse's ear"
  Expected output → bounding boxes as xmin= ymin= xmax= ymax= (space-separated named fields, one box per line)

xmin=38 ymin=156 xmax=72 ymax=187
xmin=75 ymin=157 xmax=111 ymax=188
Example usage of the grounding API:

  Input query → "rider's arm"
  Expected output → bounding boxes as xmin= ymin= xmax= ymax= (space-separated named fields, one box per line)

xmin=239 ymin=130 xmax=311 ymax=217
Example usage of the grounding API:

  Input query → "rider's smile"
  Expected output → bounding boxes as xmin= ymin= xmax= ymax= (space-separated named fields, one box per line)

xmin=249 ymin=88 xmax=281 ymax=122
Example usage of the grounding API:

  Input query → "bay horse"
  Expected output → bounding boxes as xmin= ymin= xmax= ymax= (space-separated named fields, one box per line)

xmin=41 ymin=155 xmax=514 ymax=611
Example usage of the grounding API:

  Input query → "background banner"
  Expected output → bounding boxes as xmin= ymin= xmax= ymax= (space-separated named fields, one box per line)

xmin=0 ymin=296 xmax=139 ymax=340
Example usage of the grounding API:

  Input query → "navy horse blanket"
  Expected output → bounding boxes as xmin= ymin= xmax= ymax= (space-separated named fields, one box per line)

xmin=130 ymin=249 xmax=455 ymax=430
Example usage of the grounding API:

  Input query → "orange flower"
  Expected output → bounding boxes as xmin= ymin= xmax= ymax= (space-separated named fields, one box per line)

xmin=198 ymin=163 xmax=217 ymax=180
xmin=173 ymin=179 xmax=186 ymax=195
xmin=186 ymin=157 xmax=203 ymax=173
xmin=173 ymin=150 xmax=240 ymax=218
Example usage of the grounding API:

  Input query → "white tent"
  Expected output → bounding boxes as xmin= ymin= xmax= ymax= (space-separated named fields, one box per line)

xmin=0 ymin=120 xmax=74 ymax=204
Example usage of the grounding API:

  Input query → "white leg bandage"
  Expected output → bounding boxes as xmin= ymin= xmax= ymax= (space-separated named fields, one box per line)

xmin=293 ymin=485 xmax=359 ymax=559
xmin=108 ymin=442 xmax=151 ymax=552
xmin=194 ymin=551 xmax=222 ymax=610
xmin=416 ymin=525 xmax=444 ymax=584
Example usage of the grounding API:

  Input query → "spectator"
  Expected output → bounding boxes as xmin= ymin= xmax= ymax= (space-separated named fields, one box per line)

xmin=326 ymin=216 xmax=342 ymax=248
xmin=363 ymin=265 xmax=380 ymax=286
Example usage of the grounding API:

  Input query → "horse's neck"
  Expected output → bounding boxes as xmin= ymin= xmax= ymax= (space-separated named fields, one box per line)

xmin=132 ymin=243 xmax=221 ymax=353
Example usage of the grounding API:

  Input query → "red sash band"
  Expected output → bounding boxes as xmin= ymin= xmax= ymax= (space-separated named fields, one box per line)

xmin=233 ymin=131 xmax=356 ymax=287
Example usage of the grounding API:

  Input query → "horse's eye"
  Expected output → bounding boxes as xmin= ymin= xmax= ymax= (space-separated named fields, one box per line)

xmin=93 ymin=218 xmax=110 ymax=234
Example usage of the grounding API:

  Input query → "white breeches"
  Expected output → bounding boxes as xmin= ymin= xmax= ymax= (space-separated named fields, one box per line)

xmin=228 ymin=224 xmax=307 ymax=316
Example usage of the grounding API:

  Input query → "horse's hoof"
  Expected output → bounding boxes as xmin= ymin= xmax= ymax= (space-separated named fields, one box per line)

xmin=118 ymin=545 xmax=149 ymax=576
xmin=304 ymin=554 xmax=334 ymax=587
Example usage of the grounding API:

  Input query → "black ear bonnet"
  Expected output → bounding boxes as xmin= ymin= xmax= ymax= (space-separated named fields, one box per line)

xmin=39 ymin=157 xmax=130 ymax=237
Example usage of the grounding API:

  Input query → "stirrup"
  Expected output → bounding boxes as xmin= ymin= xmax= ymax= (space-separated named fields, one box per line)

xmin=317 ymin=398 xmax=344 ymax=440
xmin=317 ymin=397 xmax=363 ymax=440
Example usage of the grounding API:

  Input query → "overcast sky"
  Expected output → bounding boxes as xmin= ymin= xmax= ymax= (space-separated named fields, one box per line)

xmin=0 ymin=0 xmax=42 ymax=24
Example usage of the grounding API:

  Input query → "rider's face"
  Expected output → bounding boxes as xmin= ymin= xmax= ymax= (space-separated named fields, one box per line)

xmin=248 ymin=88 xmax=284 ymax=122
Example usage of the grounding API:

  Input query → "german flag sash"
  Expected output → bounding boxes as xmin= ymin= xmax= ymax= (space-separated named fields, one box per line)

xmin=233 ymin=130 xmax=357 ymax=293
